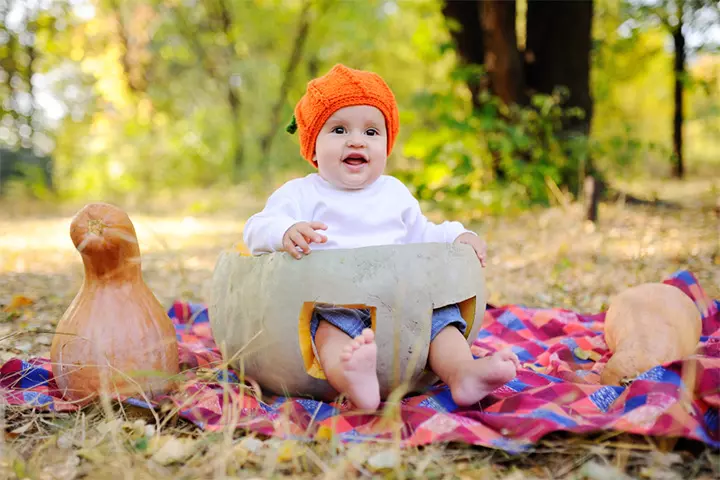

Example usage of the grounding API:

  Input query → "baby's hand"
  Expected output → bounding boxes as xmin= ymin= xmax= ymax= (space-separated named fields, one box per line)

xmin=454 ymin=232 xmax=487 ymax=267
xmin=282 ymin=221 xmax=328 ymax=259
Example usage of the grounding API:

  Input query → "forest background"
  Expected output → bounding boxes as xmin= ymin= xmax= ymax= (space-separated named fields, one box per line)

xmin=0 ymin=0 xmax=718 ymax=219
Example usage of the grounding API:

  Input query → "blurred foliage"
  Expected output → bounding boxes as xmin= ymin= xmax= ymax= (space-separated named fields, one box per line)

xmin=0 ymin=0 xmax=718 ymax=213
xmin=396 ymin=71 xmax=593 ymax=217
xmin=592 ymin=0 xmax=720 ymax=178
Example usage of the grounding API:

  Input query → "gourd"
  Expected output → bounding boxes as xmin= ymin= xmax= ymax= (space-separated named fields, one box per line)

xmin=210 ymin=242 xmax=486 ymax=401
xmin=600 ymin=282 xmax=701 ymax=386
xmin=50 ymin=203 xmax=179 ymax=401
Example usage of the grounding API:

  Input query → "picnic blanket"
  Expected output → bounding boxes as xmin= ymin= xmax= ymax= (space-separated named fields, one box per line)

xmin=1 ymin=270 xmax=718 ymax=451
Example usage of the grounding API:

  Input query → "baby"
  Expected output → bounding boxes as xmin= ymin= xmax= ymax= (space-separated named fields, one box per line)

xmin=244 ymin=64 xmax=519 ymax=410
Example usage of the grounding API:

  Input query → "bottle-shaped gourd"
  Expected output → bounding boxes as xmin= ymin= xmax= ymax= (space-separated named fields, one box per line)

xmin=50 ymin=203 xmax=179 ymax=402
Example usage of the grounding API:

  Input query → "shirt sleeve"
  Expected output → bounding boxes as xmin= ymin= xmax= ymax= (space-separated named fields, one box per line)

xmin=398 ymin=183 xmax=474 ymax=244
xmin=243 ymin=182 xmax=303 ymax=255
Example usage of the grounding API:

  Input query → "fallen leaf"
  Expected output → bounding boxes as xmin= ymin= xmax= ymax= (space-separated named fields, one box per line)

xmin=4 ymin=295 xmax=34 ymax=312
xmin=76 ymin=448 xmax=107 ymax=463
xmin=11 ymin=420 xmax=35 ymax=435
xmin=149 ymin=436 xmax=197 ymax=465
xmin=367 ymin=449 xmax=399 ymax=472
xmin=650 ymin=451 xmax=683 ymax=468
xmin=580 ymin=460 xmax=632 ymax=480
xmin=57 ymin=433 xmax=74 ymax=449
xmin=524 ymin=363 xmax=547 ymax=373
xmin=574 ymin=347 xmax=602 ymax=361
xmin=95 ymin=419 xmax=123 ymax=436
xmin=639 ymin=466 xmax=682 ymax=480
xmin=275 ymin=440 xmax=304 ymax=462
xmin=235 ymin=242 xmax=251 ymax=256
xmin=238 ymin=436 xmax=264 ymax=453
xmin=13 ymin=459 xmax=26 ymax=479
xmin=314 ymin=425 xmax=334 ymax=441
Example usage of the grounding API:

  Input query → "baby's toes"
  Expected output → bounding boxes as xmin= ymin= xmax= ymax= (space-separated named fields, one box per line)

xmin=360 ymin=328 xmax=375 ymax=343
xmin=497 ymin=349 xmax=517 ymax=362
xmin=353 ymin=333 xmax=369 ymax=347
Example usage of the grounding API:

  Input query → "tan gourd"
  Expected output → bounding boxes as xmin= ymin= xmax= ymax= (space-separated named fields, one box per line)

xmin=210 ymin=243 xmax=486 ymax=401
xmin=600 ymin=282 xmax=701 ymax=386
xmin=50 ymin=203 xmax=179 ymax=401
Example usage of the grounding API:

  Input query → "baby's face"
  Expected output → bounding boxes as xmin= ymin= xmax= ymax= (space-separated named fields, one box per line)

xmin=314 ymin=105 xmax=387 ymax=190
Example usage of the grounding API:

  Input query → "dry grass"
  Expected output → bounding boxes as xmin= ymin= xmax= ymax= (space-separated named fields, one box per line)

xmin=1 ymin=177 xmax=718 ymax=479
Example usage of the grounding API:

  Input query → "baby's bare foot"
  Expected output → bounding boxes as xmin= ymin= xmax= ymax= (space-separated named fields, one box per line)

xmin=448 ymin=349 xmax=519 ymax=407
xmin=339 ymin=328 xmax=380 ymax=410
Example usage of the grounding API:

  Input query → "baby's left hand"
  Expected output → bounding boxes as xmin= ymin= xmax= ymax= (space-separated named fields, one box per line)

xmin=454 ymin=232 xmax=487 ymax=267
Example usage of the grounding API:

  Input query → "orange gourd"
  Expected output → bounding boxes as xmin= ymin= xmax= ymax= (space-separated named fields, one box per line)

xmin=600 ymin=283 xmax=701 ymax=386
xmin=50 ymin=203 xmax=179 ymax=402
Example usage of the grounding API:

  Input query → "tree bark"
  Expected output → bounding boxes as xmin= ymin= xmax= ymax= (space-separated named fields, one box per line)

xmin=672 ymin=5 xmax=685 ymax=179
xmin=25 ymin=40 xmax=36 ymax=150
xmin=525 ymin=0 xmax=593 ymax=134
xmin=441 ymin=0 xmax=485 ymax=110
xmin=259 ymin=0 xmax=313 ymax=169
xmin=108 ymin=0 xmax=148 ymax=93
xmin=442 ymin=1 xmax=524 ymax=179
xmin=583 ymin=176 xmax=602 ymax=223
xmin=480 ymin=0 xmax=525 ymax=106
xmin=526 ymin=0 xmax=598 ymax=221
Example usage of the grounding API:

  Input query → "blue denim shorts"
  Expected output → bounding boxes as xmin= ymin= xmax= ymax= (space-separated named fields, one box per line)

xmin=310 ymin=303 xmax=467 ymax=341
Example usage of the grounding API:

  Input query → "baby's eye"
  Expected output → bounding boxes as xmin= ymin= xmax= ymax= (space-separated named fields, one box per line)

xmin=366 ymin=128 xmax=379 ymax=136
xmin=331 ymin=126 xmax=346 ymax=134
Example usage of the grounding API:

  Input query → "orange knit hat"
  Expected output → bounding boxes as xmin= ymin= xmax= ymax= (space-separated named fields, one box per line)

xmin=287 ymin=64 xmax=400 ymax=166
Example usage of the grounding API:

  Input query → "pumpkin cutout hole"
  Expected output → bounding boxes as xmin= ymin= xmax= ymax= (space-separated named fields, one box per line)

xmin=299 ymin=303 xmax=377 ymax=379
xmin=298 ymin=297 xmax=477 ymax=380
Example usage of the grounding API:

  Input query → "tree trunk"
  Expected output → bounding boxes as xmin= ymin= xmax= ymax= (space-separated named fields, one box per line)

xmin=228 ymin=87 xmax=244 ymax=183
xmin=441 ymin=0 xmax=485 ymax=110
xmin=260 ymin=0 xmax=313 ymax=180
xmin=480 ymin=0 xmax=525 ymax=106
xmin=672 ymin=9 xmax=685 ymax=179
xmin=583 ymin=175 xmax=602 ymax=223
xmin=525 ymin=0 xmax=593 ymax=134
xmin=442 ymin=1 xmax=524 ymax=180
xmin=526 ymin=0 xmax=597 ymax=221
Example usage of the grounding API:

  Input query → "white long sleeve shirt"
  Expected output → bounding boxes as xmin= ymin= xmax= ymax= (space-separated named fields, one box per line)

xmin=243 ymin=174 xmax=472 ymax=255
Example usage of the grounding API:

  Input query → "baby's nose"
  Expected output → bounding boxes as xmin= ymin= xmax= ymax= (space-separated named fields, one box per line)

xmin=346 ymin=134 xmax=366 ymax=147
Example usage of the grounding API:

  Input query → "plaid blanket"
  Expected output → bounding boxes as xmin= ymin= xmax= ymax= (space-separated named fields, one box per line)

xmin=1 ymin=270 xmax=718 ymax=451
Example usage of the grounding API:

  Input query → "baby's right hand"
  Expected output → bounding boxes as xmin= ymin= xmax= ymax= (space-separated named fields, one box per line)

xmin=282 ymin=221 xmax=328 ymax=259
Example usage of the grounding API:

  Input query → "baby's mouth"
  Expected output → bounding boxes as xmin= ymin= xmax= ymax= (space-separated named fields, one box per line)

xmin=343 ymin=153 xmax=368 ymax=166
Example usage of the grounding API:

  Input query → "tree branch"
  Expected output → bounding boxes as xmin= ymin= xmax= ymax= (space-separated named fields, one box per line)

xmin=259 ymin=0 xmax=313 ymax=162
xmin=107 ymin=0 xmax=146 ymax=93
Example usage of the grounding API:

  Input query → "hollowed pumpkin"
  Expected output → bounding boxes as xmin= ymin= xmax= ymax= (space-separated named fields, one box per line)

xmin=209 ymin=242 xmax=486 ymax=401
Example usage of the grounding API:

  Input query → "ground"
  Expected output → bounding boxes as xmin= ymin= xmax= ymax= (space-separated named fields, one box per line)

xmin=0 ymin=178 xmax=718 ymax=479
